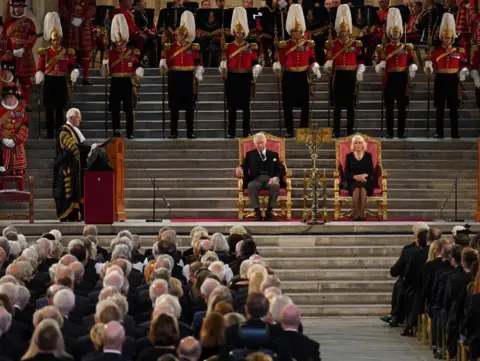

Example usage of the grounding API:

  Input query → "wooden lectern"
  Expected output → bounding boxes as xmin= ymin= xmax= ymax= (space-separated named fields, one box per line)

xmin=104 ymin=138 xmax=126 ymax=222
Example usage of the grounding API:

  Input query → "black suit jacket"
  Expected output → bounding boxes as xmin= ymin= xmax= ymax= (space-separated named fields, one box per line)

xmin=277 ymin=330 xmax=321 ymax=361
xmin=420 ymin=258 xmax=450 ymax=312
xmin=241 ymin=149 xmax=282 ymax=186
xmin=404 ymin=246 xmax=429 ymax=291
xmin=85 ymin=352 xmax=132 ymax=361
xmin=433 ymin=267 xmax=456 ymax=310
xmin=0 ymin=331 xmax=28 ymax=361
xmin=82 ymin=314 xmax=137 ymax=338
xmin=390 ymin=242 xmax=418 ymax=278
xmin=62 ymin=317 xmax=89 ymax=338
xmin=444 ymin=267 xmax=472 ymax=324
xmin=463 ymin=293 xmax=480 ymax=358
xmin=73 ymin=335 xmax=136 ymax=361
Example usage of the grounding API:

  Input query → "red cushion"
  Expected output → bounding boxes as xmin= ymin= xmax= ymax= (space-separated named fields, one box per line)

xmin=339 ymin=188 xmax=382 ymax=197
xmin=0 ymin=190 xmax=31 ymax=202
xmin=244 ymin=188 xmax=287 ymax=197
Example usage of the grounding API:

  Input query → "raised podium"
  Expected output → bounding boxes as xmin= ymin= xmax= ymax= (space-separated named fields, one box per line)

xmin=104 ymin=137 xmax=126 ymax=222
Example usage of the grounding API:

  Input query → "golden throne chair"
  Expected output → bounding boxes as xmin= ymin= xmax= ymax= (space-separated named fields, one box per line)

xmin=237 ymin=133 xmax=292 ymax=220
xmin=333 ymin=134 xmax=388 ymax=220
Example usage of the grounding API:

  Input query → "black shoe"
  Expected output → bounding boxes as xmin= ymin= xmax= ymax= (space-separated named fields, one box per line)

xmin=386 ymin=133 xmax=394 ymax=139
xmin=284 ymin=133 xmax=294 ymax=138
xmin=168 ymin=134 xmax=177 ymax=139
xmin=398 ymin=133 xmax=407 ymax=139
xmin=187 ymin=133 xmax=197 ymax=139
xmin=434 ymin=349 xmax=443 ymax=359
xmin=127 ymin=133 xmax=134 ymax=140
xmin=82 ymin=78 xmax=93 ymax=85
xmin=389 ymin=320 xmax=399 ymax=328
xmin=113 ymin=129 xmax=122 ymax=138
xmin=451 ymin=134 xmax=461 ymax=139
xmin=380 ymin=315 xmax=391 ymax=324
xmin=433 ymin=133 xmax=444 ymax=139
xmin=265 ymin=210 xmax=274 ymax=221
xmin=226 ymin=134 xmax=235 ymax=139
xmin=401 ymin=328 xmax=414 ymax=337
xmin=254 ymin=209 xmax=263 ymax=221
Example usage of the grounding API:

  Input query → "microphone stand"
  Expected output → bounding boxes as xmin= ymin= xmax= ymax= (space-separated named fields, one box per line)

xmin=440 ymin=177 xmax=463 ymax=222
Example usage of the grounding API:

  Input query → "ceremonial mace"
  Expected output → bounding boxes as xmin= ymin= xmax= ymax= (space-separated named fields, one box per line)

xmin=296 ymin=126 xmax=332 ymax=225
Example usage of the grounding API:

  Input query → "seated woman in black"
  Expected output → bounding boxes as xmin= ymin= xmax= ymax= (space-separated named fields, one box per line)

xmin=345 ymin=134 xmax=374 ymax=221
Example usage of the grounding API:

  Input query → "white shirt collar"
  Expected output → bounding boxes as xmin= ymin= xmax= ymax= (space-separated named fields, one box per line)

xmin=66 ymin=120 xmax=86 ymax=143
xmin=1 ymin=100 xmax=19 ymax=110
xmin=103 ymin=349 xmax=122 ymax=355
xmin=283 ymin=327 xmax=298 ymax=332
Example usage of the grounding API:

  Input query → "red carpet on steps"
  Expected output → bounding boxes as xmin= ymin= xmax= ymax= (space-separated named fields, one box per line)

xmin=169 ymin=218 xmax=433 ymax=223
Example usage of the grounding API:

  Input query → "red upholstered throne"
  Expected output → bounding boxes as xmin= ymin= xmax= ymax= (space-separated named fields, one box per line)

xmin=0 ymin=174 xmax=34 ymax=223
xmin=237 ymin=133 xmax=292 ymax=220
xmin=333 ymin=134 xmax=388 ymax=220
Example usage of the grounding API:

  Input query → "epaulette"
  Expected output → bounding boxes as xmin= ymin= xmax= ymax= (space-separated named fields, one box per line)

xmin=308 ymin=40 xmax=315 ymax=48
xmin=324 ymin=39 xmax=333 ymax=50
xmin=356 ymin=40 xmax=363 ymax=48
xmin=278 ymin=41 xmax=287 ymax=49
xmin=133 ymin=49 xmax=141 ymax=56
xmin=376 ymin=44 xmax=383 ymax=53
xmin=406 ymin=43 xmax=414 ymax=51
xmin=164 ymin=43 xmax=171 ymax=51
xmin=192 ymin=43 xmax=200 ymax=51
xmin=250 ymin=43 xmax=258 ymax=50
xmin=37 ymin=47 xmax=47 ymax=56
xmin=67 ymin=48 xmax=75 ymax=56
xmin=457 ymin=47 xmax=465 ymax=54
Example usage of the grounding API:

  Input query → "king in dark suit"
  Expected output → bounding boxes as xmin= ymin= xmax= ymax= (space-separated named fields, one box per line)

xmin=236 ymin=133 xmax=282 ymax=221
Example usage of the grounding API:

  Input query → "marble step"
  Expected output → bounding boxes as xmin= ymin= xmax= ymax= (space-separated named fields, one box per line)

xmin=298 ymin=304 xmax=390 ymax=317
xmin=264 ymin=256 xmax=398 ymax=269
xmin=274 ymin=269 xmax=392 ymax=281
xmin=281 ymin=280 xmax=394 ymax=293
xmin=288 ymin=292 xmax=391 ymax=305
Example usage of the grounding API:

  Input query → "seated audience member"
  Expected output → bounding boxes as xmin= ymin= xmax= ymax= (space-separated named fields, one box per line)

xmin=83 ymin=225 xmax=109 ymax=263
xmin=177 ymin=336 xmax=201 ymax=361
xmin=344 ymin=134 xmax=374 ymax=221
xmin=199 ymin=312 xmax=225 ymax=359
xmin=463 ymin=265 xmax=480 ymax=361
xmin=136 ymin=314 xmax=180 ymax=361
xmin=81 ymin=323 xmax=105 ymax=361
xmin=88 ymin=321 xmax=130 ymax=361
xmin=212 ymin=233 xmax=236 ymax=264
xmin=22 ymin=319 xmax=73 ymax=361
xmin=53 ymin=288 xmax=88 ymax=338
xmin=223 ymin=312 xmax=246 ymax=328
xmin=219 ymin=293 xmax=277 ymax=360
xmin=276 ymin=304 xmax=320 ymax=361
xmin=0 ymin=306 xmax=28 ymax=361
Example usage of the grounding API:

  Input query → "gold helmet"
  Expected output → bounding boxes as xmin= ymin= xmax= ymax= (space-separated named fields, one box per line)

xmin=230 ymin=7 xmax=249 ymax=37
xmin=43 ymin=12 xmax=63 ymax=42
xmin=286 ymin=4 xmax=306 ymax=35
xmin=335 ymin=4 xmax=352 ymax=34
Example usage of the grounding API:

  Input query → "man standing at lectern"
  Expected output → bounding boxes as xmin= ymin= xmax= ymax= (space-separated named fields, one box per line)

xmin=235 ymin=132 xmax=281 ymax=221
xmin=53 ymin=108 xmax=95 ymax=222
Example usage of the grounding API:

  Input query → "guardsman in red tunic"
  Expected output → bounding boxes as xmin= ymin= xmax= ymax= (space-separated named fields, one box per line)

xmin=220 ymin=7 xmax=262 ymax=139
xmin=5 ymin=0 xmax=36 ymax=111
xmin=160 ymin=11 xmax=204 ymax=139
xmin=58 ymin=0 xmax=95 ymax=85
xmin=375 ymin=8 xmax=417 ymax=138
xmin=324 ymin=4 xmax=365 ymax=138
xmin=424 ymin=13 xmax=468 ymax=139
xmin=101 ymin=14 xmax=144 ymax=139
xmin=35 ymin=12 xmax=79 ymax=139
xmin=0 ymin=84 xmax=28 ymax=189
xmin=273 ymin=4 xmax=320 ymax=138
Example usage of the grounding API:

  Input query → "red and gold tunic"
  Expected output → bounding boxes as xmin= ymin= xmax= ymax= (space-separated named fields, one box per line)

xmin=163 ymin=42 xmax=200 ymax=70
xmin=326 ymin=38 xmax=363 ymax=70
xmin=455 ymin=0 xmax=470 ymax=34
xmin=59 ymin=0 xmax=96 ymax=52
xmin=376 ymin=42 xmax=414 ymax=85
xmin=113 ymin=8 xmax=140 ymax=40
xmin=223 ymin=42 xmax=258 ymax=72
xmin=6 ymin=16 xmax=36 ymax=77
xmin=107 ymin=48 xmax=140 ymax=77
xmin=278 ymin=39 xmax=315 ymax=72
xmin=37 ymin=47 xmax=77 ymax=76
xmin=0 ymin=101 xmax=28 ymax=170
xmin=431 ymin=46 xmax=467 ymax=73
xmin=0 ymin=24 xmax=12 ymax=60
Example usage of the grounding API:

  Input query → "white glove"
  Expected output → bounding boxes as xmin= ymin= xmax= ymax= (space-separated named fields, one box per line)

xmin=219 ymin=60 xmax=227 ymax=75
xmin=278 ymin=0 xmax=288 ymax=8
xmin=90 ymin=143 xmax=97 ymax=150
xmin=375 ymin=61 xmax=385 ymax=73
xmin=408 ymin=64 xmax=418 ymax=78
xmin=0 ymin=166 xmax=5 ymax=172
xmin=323 ymin=60 xmax=333 ymax=73
xmin=356 ymin=71 xmax=363 ymax=82
xmin=424 ymin=60 xmax=433 ymax=74
xmin=253 ymin=64 xmax=262 ymax=79
xmin=35 ymin=71 xmax=45 ymax=84
xmin=159 ymin=59 xmax=168 ymax=70
xmin=135 ymin=67 xmax=145 ymax=78
xmin=102 ymin=58 xmax=109 ymax=65
xmin=13 ymin=48 xmax=25 ymax=58
xmin=471 ymin=69 xmax=480 ymax=88
xmin=310 ymin=62 xmax=321 ymax=79
xmin=459 ymin=67 xmax=469 ymax=82
xmin=273 ymin=61 xmax=282 ymax=73
xmin=2 ymin=139 xmax=15 ymax=148
xmin=70 ymin=69 xmax=79 ymax=83
xmin=379 ymin=61 xmax=386 ymax=69
xmin=357 ymin=64 xmax=366 ymax=74
xmin=195 ymin=65 xmax=204 ymax=82
xmin=71 ymin=17 xmax=83 ymax=27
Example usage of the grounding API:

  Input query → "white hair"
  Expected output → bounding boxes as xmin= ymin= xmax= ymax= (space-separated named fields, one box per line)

xmin=211 ymin=233 xmax=229 ymax=253
xmin=95 ymin=300 xmax=120 ymax=320
xmin=16 ymin=285 xmax=31 ymax=309
xmin=107 ymin=294 xmax=129 ymax=319
xmin=117 ymin=230 xmax=133 ymax=241
xmin=67 ymin=239 xmax=84 ymax=253
xmin=201 ymin=251 xmax=219 ymax=266
xmin=8 ymin=241 xmax=21 ymax=257
xmin=270 ymin=295 xmax=293 ymax=323
xmin=103 ymin=271 xmax=124 ymax=292
xmin=53 ymin=288 xmax=75 ymax=315
xmin=350 ymin=134 xmax=367 ymax=152
xmin=111 ymin=244 xmax=131 ymax=261
xmin=110 ymin=237 xmax=133 ymax=253
xmin=200 ymin=278 xmax=221 ymax=299
xmin=0 ymin=307 xmax=12 ymax=336
xmin=66 ymin=107 xmax=80 ymax=120
xmin=155 ymin=254 xmax=174 ymax=273
xmin=413 ymin=222 xmax=430 ymax=237
xmin=22 ymin=246 xmax=39 ymax=261
xmin=155 ymin=294 xmax=182 ymax=319
xmin=49 ymin=230 xmax=62 ymax=242
xmin=16 ymin=234 xmax=27 ymax=250
xmin=239 ymin=259 xmax=251 ymax=279
xmin=208 ymin=261 xmax=226 ymax=282
xmin=229 ymin=225 xmax=247 ymax=235
xmin=253 ymin=132 xmax=267 ymax=145
xmin=0 ymin=283 xmax=17 ymax=304
xmin=69 ymin=261 xmax=85 ymax=281
xmin=149 ymin=279 xmax=169 ymax=303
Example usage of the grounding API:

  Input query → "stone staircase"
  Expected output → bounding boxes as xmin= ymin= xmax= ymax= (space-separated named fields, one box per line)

xmin=27 ymin=68 xmax=480 ymax=139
